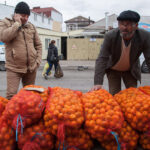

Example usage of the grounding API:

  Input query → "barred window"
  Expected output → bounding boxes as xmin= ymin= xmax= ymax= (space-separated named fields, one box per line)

xmin=45 ymin=38 xmax=51 ymax=50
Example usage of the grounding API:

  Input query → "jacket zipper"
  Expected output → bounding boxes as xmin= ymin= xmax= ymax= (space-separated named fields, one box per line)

xmin=22 ymin=30 xmax=29 ymax=67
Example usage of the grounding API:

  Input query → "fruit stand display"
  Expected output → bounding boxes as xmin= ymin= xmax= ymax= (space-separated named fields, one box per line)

xmin=0 ymin=85 xmax=150 ymax=150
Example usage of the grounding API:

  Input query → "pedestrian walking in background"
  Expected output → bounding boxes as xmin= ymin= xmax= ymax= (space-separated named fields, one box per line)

xmin=0 ymin=1 xmax=42 ymax=99
xmin=91 ymin=10 xmax=150 ymax=95
xmin=44 ymin=40 xmax=59 ymax=79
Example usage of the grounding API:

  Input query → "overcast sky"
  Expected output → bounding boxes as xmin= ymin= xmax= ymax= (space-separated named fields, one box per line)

xmin=1 ymin=0 xmax=150 ymax=23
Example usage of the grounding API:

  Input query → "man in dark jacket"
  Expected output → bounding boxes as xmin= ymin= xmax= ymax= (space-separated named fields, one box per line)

xmin=91 ymin=10 xmax=150 ymax=95
xmin=44 ymin=40 xmax=59 ymax=79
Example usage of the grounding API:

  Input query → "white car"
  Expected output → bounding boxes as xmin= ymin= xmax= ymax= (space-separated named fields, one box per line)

xmin=140 ymin=54 xmax=150 ymax=73
xmin=0 ymin=47 xmax=6 ymax=71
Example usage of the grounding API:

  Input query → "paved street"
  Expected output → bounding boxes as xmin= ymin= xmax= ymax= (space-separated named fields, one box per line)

xmin=0 ymin=61 xmax=150 ymax=98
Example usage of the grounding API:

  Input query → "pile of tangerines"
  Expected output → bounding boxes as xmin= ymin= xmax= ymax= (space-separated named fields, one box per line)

xmin=0 ymin=85 xmax=150 ymax=150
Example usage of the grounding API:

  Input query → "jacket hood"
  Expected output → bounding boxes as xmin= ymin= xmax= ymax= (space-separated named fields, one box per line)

xmin=49 ymin=44 xmax=55 ymax=49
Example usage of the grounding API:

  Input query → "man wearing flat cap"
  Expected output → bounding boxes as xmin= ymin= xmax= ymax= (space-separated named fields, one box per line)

xmin=0 ymin=2 xmax=42 ymax=99
xmin=91 ymin=10 xmax=150 ymax=95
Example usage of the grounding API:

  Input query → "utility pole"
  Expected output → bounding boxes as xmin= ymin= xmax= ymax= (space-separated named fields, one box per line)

xmin=105 ymin=12 xmax=109 ymax=32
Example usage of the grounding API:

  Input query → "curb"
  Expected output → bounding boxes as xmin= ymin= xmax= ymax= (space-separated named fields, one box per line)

xmin=39 ymin=65 xmax=95 ymax=71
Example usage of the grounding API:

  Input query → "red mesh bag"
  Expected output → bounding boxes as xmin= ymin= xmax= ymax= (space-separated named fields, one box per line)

xmin=0 ymin=96 xmax=8 ymax=116
xmin=140 ymin=130 xmax=150 ymax=150
xmin=18 ymin=120 xmax=54 ymax=150
xmin=138 ymin=86 xmax=150 ymax=96
xmin=82 ymin=89 xmax=124 ymax=141
xmin=0 ymin=118 xmax=16 ymax=150
xmin=99 ymin=121 xmax=139 ymax=150
xmin=114 ymin=87 xmax=150 ymax=132
xmin=2 ymin=90 xmax=45 ymax=141
xmin=44 ymin=87 xmax=84 ymax=143
xmin=21 ymin=85 xmax=49 ymax=104
xmin=55 ymin=128 xmax=93 ymax=150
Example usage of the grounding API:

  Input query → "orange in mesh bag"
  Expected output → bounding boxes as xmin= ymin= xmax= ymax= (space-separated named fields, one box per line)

xmin=18 ymin=120 xmax=54 ymax=150
xmin=0 ymin=96 xmax=8 ymax=116
xmin=2 ymin=90 xmax=45 ymax=141
xmin=44 ymin=87 xmax=84 ymax=143
xmin=55 ymin=128 xmax=93 ymax=150
xmin=0 ymin=118 xmax=16 ymax=150
xmin=114 ymin=87 xmax=150 ymax=132
xmin=138 ymin=86 xmax=150 ymax=96
xmin=140 ymin=132 xmax=150 ymax=150
xmin=99 ymin=121 xmax=139 ymax=150
xmin=82 ymin=89 xmax=124 ymax=141
xmin=21 ymin=85 xmax=49 ymax=103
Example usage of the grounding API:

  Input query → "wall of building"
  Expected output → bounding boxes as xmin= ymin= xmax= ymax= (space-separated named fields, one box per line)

xmin=67 ymin=38 xmax=104 ymax=60
xmin=51 ymin=10 xmax=62 ymax=23
xmin=51 ymin=10 xmax=62 ymax=32
xmin=37 ymin=28 xmax=63 ymax=59
xmin=52 ymin=21 xmax=62 ymax=32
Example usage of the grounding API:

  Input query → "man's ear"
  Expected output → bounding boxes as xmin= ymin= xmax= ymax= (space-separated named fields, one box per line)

xmin=135 ymin=23 xmax=138 ymax=29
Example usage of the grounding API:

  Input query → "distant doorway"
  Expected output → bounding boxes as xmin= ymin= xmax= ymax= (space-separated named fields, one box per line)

xmin=61 ymin=37 xmax=67 ymax=60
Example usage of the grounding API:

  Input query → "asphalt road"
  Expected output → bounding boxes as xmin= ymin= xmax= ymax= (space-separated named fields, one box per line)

xmin=0 ymin=67 xmax=150 ymax=98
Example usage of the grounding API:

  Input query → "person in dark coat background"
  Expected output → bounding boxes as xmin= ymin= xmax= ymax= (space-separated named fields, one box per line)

xmin=91 ymin=10 xmax=150 ymax=95
xmin=44 ymin=40 xmax=59 ymax=79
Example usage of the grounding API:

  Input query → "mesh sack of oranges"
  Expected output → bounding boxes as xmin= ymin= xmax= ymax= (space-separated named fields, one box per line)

xmin=114 ymin=87 xmax=150 ymax=132
xmin=138 ymin=86 xmax=150 ymax=95
xmin=44 ymin=87 xmax=84 ymax=143
xmin=82 ymin=89 xmax=124 ymax=141
xmin=2 ymin=90 xmax=45 ymax=141
xmin=18 ymin=120 xmax=54 ymax=150
xmin=0 ymin=96 xmax=9 ymax=116
xmin=21 ymin=85 xmax=49 ymax=104
xmin=55 ymin=128 xmax=93 ymax=150
xmin=98 ymin=121 xmax=139 ymax=150
xmin=139 ymin=132 xmax=150 ymax=150
xmin=0 ymin=118 xmax=16 ymax=150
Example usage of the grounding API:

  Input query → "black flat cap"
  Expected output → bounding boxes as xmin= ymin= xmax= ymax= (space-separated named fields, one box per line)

xmin=14 ymin=1 xmax=30 ymax=15
xmin=117 ymin=10 xmax=140 ymax=23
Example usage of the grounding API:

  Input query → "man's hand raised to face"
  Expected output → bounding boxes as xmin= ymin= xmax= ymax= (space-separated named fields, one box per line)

xmin=14 ymin=13 xmax=22 ymax=25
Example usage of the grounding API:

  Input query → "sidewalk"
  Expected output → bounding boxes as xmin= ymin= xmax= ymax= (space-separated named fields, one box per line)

xmin=39 ymin=60 xmax=95 ymax=70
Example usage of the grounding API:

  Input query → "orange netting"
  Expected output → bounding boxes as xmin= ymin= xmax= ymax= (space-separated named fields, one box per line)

xmin=2 ymin=90 xmax=45 ymax=141
xmin=44 ymin=87 xmax=84 ymax=143
xmin=0 ymin=96 xmax=8 ymax=116
xmin=0 ymin=118 xmax=16 ymax=150
xmin=82 ymin=89 xmax=124 ymax=141
xmin=18 ymin=120 xmax=54 ymax=150
xmin=114 ymin=87 xmax=150 ymax=132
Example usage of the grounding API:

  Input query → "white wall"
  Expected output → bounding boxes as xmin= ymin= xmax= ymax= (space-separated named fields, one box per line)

xmin=51 ymin=10 xmax=63 ymax=23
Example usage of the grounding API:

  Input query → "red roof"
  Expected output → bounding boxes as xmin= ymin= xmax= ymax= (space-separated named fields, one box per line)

xmin=31 ymin=7 xmax=61 ymax=17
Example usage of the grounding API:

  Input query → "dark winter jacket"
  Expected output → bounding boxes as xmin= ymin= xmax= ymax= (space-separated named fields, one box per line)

xmin=94 ymin=28 xmax=150 ymax=85
xmin=47 ymin=44 xmax=58 ymax=62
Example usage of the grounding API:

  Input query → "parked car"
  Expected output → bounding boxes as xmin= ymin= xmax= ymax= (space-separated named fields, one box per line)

xmin=141 ymin=60 xmax=150 ymax=73
xmin=0 ymin=47 xmax=6 ymax=71
xmin=140 ymin=54 xmax=150 ymax=73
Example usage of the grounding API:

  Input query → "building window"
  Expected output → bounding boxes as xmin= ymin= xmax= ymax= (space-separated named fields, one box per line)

xmin=34 ymin=14 xmax=37 ymax=21
xmin=42 ymin=14 xmax=44 ymax=23
xmin=48 ymin=18 xmax=50 ymax=24
xmin=45 ymin=38 xmax=51 ymax=50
